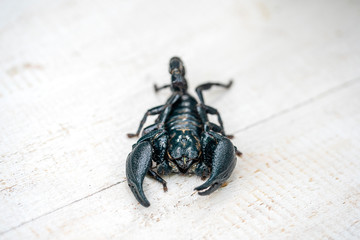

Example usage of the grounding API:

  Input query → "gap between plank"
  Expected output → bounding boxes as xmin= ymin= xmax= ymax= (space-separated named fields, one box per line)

xmin=0 ymin=180 xmax=126 ymax=236
xmin=233 ymin=77 xmax=360 ymax=134
xmin=1 ymin=77 xmax=360 ymax=236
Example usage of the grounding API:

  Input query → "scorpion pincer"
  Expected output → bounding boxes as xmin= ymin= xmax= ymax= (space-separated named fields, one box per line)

xmin=126 ymin=57 xmax=242 ymax=207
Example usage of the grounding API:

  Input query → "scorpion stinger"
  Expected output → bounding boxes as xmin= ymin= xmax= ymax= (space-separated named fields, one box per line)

xmin=126 ymin=57 xmax=242 ymax=207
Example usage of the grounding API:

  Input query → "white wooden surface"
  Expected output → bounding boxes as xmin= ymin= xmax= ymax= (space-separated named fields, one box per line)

xmin=1 ymin=0 xmax=360 ymax=239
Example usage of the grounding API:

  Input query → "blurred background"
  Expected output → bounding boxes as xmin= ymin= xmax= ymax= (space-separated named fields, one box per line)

xmin=1 ymin=0 xmax=360 ymax=239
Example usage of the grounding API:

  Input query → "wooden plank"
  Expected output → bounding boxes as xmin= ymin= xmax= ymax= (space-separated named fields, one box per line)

xmin=1 ymin=0 xmax=360 ymax=238
xmin=3 ymin=73 xmax=360 ymax=240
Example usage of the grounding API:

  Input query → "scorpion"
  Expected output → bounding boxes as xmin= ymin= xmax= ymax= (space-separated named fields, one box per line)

xmin=126 ymin=57 xmax=242 ymax=207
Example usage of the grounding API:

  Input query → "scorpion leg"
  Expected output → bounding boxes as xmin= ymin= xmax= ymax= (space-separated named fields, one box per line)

xmin=195 ymin=130 xmax=237 ymax=195
xmin=142 ymin=124 xmax=158 ymax=136
xmin=195 ymin=80 xmax=233 ymax=104
xmin=154 ymin=84 xmax=171 ymax=92
xmin=128 ymin=93 xmax=181 ymax=138
xmin=205 ymin=105 xmax=226 ymax=134
xmin=197 ymin=104 xmax=226 ymax=136
xmin=127 ymin=105 xmax=166 ymax=138
xmin=234 ymin=146 xmax=242 ymax=157
xmin=204 ymin=106 xmax=236 ymax=138
xmin=197 ymin=104 xmax=241 ymax=156
xmin=196 ymin=80 xmax=233 ymax=136
xmin=148 ymin=169 xmax=168 ymax=192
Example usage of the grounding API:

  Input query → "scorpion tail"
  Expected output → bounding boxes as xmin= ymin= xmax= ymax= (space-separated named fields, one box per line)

xmin=126 ymin=141 xmax=153 ymax=207
xmin=195 ymin=132 xmax=237 ymax=196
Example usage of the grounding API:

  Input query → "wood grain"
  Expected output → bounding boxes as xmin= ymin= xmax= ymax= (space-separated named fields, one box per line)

xmin=1 ymin=0 xmax=360 ymax=239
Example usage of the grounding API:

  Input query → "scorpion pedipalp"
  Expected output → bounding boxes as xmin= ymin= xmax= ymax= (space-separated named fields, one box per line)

xmin=195 ymin=131 xmax=237 ymax=195
xmin=126 ymin=141 xmax=153 ymax=207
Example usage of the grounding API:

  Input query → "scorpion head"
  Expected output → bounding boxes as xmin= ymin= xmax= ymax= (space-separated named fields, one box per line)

xmin=167 ymin=130 xmax=201 ymax=173
xmin=169 ymin=57 xmax=188 ymax=92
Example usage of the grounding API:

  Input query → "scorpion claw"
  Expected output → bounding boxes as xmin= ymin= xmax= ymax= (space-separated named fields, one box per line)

xmin=195 ymin=181 xmax=221 ymax=196
xmin=126 ymin=141 xmax=153 ymax=207
xmin=128 ymin=182 xmax=150 ymax=207
xmin=195 ymin=133 xmax=237 ymax=196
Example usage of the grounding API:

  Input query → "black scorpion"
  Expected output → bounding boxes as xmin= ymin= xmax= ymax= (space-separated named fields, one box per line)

xmin=126 ymin=57 xmax=242 ymax=207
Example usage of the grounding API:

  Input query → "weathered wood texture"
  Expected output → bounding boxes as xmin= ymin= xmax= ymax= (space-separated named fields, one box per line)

xmin=1 ymin=0 xmax=360 ymax=239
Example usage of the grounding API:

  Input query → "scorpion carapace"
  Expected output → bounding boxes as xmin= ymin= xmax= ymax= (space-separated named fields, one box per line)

xmin=126 ymin=57 xmax=242 ymax=207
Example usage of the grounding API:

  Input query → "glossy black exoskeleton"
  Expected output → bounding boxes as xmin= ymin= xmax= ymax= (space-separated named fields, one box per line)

xmin=126 ymin=57 xmax=242 ymax=207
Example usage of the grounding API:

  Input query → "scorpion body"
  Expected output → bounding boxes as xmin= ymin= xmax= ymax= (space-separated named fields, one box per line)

xmin=164 ymin=94 xmax=202 ymax=174
xmin=126 ymin=57 xmax=241 ymax=207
